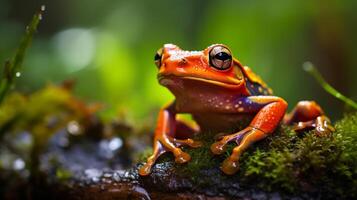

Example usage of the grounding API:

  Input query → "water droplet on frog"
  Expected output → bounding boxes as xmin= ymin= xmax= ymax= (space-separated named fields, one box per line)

xmin=15 ymin=72 xmax=21 ymax=77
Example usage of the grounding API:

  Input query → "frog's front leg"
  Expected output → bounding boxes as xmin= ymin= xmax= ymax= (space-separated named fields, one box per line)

xmin=211 ymin=96 xmax=288 ymax=175
xmin=139 ymin=101 xmax=202 ymax=176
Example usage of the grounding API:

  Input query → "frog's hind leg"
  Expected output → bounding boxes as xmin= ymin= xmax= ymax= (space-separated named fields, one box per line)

xmin=283 ymin=101 xmax=335 ymax=136
xmin=211 ymin=96 xmax=288 ymax=175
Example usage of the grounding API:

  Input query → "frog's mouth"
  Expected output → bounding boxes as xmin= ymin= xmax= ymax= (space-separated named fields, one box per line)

xmin=158 ymin=74 xmax=242 ymax=89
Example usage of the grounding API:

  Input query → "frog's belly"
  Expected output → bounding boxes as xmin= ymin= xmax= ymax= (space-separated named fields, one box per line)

xmin=192 ymin=113 xmax=254 ymax=133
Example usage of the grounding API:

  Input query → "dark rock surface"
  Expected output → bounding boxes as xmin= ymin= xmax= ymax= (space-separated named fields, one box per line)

xmin=0 ymin=128 xmax=339 ymax=200
xmin=38 ymin=135 xmax=301 ymax=200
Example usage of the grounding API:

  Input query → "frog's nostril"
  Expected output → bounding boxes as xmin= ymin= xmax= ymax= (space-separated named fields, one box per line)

xmin=178 ymin=58 xmax=188 ymax=66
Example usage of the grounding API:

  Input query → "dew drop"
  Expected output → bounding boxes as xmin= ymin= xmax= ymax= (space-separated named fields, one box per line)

xmin=15 ymin=72 xmax=21 ymax=77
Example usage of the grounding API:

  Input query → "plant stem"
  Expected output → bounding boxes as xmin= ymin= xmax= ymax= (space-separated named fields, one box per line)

xmin=303 ymin=62 xmax=357 ymax=110
xmin=0 ymin=5 xmax=45 ymax=104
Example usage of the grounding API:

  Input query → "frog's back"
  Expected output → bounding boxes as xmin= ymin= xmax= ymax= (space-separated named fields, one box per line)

xmin=241 ymin=66 xmax=273 ymax=96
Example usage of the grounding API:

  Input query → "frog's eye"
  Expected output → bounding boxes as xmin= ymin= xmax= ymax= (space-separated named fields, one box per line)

xmin=154 ymin=48 xmax=163 ymax=68
xmin=209 ymin=45 xmax=232 ymax=70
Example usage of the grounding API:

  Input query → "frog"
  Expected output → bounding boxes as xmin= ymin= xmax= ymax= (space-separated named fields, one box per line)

xmin=139 ymin=44 xmax=335 ymax=176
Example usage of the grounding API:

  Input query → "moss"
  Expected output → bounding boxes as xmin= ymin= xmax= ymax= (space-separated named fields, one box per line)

xmin=153 ymin=112 xmax=357 ymax=198
xmin=0 ymin=84 xmax=101 ymax=183
xmin=179 ymin=131 xmax=220 ymax=176
xmin=137 ymin=147 xmax=153 ymax=162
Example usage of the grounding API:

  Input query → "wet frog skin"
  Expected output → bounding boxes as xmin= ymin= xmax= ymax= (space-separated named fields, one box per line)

xmin=139 ymin=44 xmax=334 ymax=176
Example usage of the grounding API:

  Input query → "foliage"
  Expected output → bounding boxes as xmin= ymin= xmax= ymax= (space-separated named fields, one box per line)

xmin=0 ymin=84 xmax=99 ymax=178
xmin=2 ymin=1 xmax=356 ymax=119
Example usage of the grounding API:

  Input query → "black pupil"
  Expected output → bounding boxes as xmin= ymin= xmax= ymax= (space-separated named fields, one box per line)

xmin=154 ymin=53 xmax=161 ymax=61
xmin=215 ymin=52 xmax=231 ymax=60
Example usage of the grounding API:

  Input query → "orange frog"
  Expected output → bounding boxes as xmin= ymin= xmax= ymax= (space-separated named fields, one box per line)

xmin=139 ymin=44 xmax=334 ymax=176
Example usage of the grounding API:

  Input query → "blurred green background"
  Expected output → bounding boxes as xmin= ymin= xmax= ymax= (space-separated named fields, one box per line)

xmin=0 ymin=0 xmax=356 ymax=121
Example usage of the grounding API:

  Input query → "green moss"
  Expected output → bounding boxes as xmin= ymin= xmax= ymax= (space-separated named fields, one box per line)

xmin=180 ymin=131 xmax=220 ymax=176
xmin=154 ymin=112 xmax=357 ymax=197
xmin=137 ymin=147 xmax=153 ymax=162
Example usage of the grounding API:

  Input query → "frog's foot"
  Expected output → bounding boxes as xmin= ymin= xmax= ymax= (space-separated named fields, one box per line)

xmin=210 ymin=128 xmax=250 ymax=155
xmin=294 ymin=115 xmax=335 ymax=137
xmin=139 ymin=136 xmax=202 ymax=176
xmin=211 ymin=127 xmax=267 ymax=175
xmin=284 ymin=101 xmax=335 ymax=136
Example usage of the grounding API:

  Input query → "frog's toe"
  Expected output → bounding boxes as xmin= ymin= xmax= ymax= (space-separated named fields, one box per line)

xmin=294 ymin=115 xmax=335 ymax=137
xmin=315 ymin=116 xmax=335 ymax=137
xmin=211 ymin=129 xmax=250 ymax=155
xmin=221 ymin=157 xmax=240 ymax=175
xmin=210 ymin=141 xmax=227 ymax=155
xmin=139 ymin=162 xmax=153 ymax=176
xmin=174 ymin=151 xmax=191 ymax=163
xmin=189 ymin=140 xmax=202 ymax=148
xmin=160 ymin=136 xmax=199 ymax=164
xmin=174 ymin=138 xmax=202 ymax=148
xmin=315 ymin=127 xmax=333 ymax=137
xmin=139 ymin=141 xmax=165 ymax=176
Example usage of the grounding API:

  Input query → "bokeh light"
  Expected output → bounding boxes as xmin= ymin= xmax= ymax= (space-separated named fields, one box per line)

xmin=0 ymin=0 xmax=356 ymax=121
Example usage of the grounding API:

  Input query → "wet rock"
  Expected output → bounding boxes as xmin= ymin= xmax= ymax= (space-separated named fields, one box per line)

xmin=35 ymin=133 xmax=307 ymax=200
